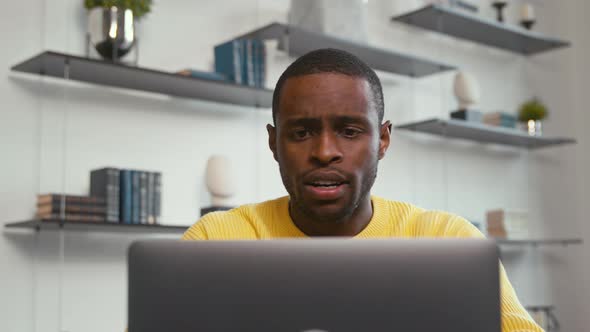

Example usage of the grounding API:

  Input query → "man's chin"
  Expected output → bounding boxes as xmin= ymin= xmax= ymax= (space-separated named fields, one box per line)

xmin=300 ymin=204 xmax=352 ymax=224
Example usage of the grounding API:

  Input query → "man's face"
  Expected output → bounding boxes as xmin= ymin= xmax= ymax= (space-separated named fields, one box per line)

xmin=268 ymin=73 xmax=391 ymax=223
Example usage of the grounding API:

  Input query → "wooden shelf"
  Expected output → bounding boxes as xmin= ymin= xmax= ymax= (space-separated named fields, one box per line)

xmin=11 ymin=51 xmax=273 ymax=108
xmin=392 ymin=5 xmax=570 ymax=55
xmin=233 ymin=22 xmax=455 ymax=77
xmin=4 ymin=219 xmax=188 ymax=234
xmin=395 ymin=118 xmax=576 ymax=149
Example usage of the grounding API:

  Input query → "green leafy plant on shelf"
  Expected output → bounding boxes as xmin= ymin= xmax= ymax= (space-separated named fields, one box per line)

xmin=517 ymin=98 xmax=548 ymax=122
xmin=84 ymin=0 xmax=153 ymax=20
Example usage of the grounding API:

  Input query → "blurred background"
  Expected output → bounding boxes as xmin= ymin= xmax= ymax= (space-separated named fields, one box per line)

xmin=1 ymin=0 xmax=588 ymax=331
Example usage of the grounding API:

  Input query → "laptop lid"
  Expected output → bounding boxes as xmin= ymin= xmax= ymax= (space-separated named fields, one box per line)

xmin=128 ymin=239 xmax=500 ymax=332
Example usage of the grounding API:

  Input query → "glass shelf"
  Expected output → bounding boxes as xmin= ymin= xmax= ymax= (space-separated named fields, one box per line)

xmin=11 ymin=51 xmax=273 ymax=108
xmin=392 ymin=4 xmax=570 ymax=55
xmin=4 ymin=219 xmax=188 ymax=234
xmin=395 ymin=118 xmax=576 ymax=149
xmin=232 ymin=22 xmax=455 ymax=77
xmin=496 ymin=238 xmax=583 ymax=247
xmin=6 ymin=220 xmax=582 ymax=248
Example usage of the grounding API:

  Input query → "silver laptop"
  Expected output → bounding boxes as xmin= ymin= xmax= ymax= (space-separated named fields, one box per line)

xmin=128 ymin=239 xmax=500 ymax=332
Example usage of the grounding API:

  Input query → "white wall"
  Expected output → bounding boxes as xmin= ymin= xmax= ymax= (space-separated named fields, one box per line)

xmin=526 ymin=1 xmax=590 ymax=331
xmin=1 ymin=0 xmax=586 ymax=331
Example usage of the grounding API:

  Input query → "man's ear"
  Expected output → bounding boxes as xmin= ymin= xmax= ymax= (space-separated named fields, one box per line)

xmin=267 ymin=124 xmax=278 ymax=162
xmin=378 ymin=120 xmax=392 ymax=160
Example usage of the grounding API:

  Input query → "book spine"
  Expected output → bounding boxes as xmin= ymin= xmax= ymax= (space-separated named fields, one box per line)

xmin=132 ymin=170 xmax=140 ymax=224
xmin=214 ymin=40 xmax=245 ymax=84
xmin=109 ymin=168 xmax=120 ymax=223
xmin=139 ymin=171 xmax=148 ymax=224
xmin=260 ymin=40 xmax=266 ymax=88
xmin=246 ymin=39 xmax=255 ymax=87
xmin=40 ymin=213 xmax=106 ymax=223
xmin=120 ymin=169 xmax=132 ymax=224
xmin=37 ymin=204 xmax=107 ymax=215
xmin=147 ymin=172 xmax=155 ymax=224
xmin=90 ymin=167 xmax=119 ymax=223
xmin=37 ymin=194 xmax=106 ymax=206
xmin=234 ymin=40 xmax=243 ymax=85
xmin=154 ymin=173 xmax=161 ymax=224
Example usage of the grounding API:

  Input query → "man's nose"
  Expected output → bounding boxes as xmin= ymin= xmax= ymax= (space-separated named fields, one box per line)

xmin=311 ymin=132 xmax=343 ymax=165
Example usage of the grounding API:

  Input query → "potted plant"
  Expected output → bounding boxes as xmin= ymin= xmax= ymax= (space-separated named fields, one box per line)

xmin=84 ymin=0 xmax=152 ymax=19
xmin=84 ymin=0 xmax=153 ymax=62
xmin=517 ymin=98 xmax=548 ymax=136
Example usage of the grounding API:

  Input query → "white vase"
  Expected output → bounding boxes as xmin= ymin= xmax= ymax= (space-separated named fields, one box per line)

xmin=289 ymin=0 xmax=368 ymax=43
xmin=453 ymin=71 xmax=481 ymax=110
xmin=205 ymin=155 xmax=235 ymax=207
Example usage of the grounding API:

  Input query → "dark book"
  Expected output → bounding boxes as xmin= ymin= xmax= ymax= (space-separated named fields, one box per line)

xmin=37 ymin=194 xmax=105 ymax=206
xmin=90 ymin=167 xmax=120 ymax=223
xmin=119 ymin=169 xmax=133 ymax=224
xmin=39 ymin=213 xmax=106 ymax=223
xmin=450 ymin=109 xmax=483 ymax=122
xmin=132 ymin=170 xmax=140 ymax=224
xmin=139 ymin=171 xmax=148 ymax=224
xmin=37 ymin=204 xmax=107 ymax=216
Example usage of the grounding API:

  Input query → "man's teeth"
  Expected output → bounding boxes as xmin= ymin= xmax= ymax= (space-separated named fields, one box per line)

xmin=311 ymin=182 xmax=341 ymax=187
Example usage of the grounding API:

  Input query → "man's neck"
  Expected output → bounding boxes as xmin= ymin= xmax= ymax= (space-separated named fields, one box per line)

xmin=289 ymin=197 xmax=373 ymax=237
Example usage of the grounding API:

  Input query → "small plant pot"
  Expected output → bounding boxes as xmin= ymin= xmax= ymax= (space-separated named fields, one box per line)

xmin=522 ymin=120 xmax=542 ymax=136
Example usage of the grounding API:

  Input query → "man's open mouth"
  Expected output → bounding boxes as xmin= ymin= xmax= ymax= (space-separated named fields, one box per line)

xmin=308 ymin=181 xmax=346 ymax=188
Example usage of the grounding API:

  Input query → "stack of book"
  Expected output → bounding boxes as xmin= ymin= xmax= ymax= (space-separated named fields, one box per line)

xmin=214 ymin=39 xmax=266 ymax=88
xmin=90 ymin=167 xmax=162 ymax=225
xmin=482 ymin=112 xmax=517 ymax=128
xmin=486 ymin=209 xmax=529 ymax=239
xmin=36 ymin=194 xmax=107 ymax=223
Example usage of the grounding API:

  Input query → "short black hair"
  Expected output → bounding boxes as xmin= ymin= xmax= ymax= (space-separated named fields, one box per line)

xmin=271 ymin=48 xmax=384 ymax=125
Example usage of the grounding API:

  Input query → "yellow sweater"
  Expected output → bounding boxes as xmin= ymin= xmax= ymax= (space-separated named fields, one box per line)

xmin=183 ymin=196 xmax=543 ymax=332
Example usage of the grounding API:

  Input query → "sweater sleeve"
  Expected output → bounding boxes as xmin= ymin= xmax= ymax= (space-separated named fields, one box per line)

xmin=407 ymin=210 xmax=544 ymax=332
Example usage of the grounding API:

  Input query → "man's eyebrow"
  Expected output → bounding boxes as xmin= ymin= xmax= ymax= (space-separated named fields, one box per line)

xmin=282 ymin=118 xmax=322 ymax=127
xmin=332 ymin=115 xmax=371 ymax=125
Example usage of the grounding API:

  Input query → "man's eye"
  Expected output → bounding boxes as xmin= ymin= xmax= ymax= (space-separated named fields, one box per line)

xmin=292 ymin=129 xmax=311 ymax=140
xmin=341 ymin=127 xmax=362 ymax=138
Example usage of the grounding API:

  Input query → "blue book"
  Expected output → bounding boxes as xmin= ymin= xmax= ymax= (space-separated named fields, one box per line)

xmin=119 ymin=169 xmax=132 ymax=224
xmin=214 ymin=40 xmax=242 ymax=84
xmin=245 ymin=39 xmax=255 ymax=87
xmin=255 ymin=39 xmax=266 ymax=88
xmin=252 ymin=39 xmax=261 ymax=88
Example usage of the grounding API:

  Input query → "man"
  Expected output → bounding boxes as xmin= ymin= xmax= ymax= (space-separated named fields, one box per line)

xmin=183 ymin=48 xmax=542 ymax=332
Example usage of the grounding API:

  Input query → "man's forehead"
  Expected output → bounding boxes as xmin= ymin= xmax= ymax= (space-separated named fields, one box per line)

xmin=280 ymin=72 xmax=370 ymax=96
xmin=276 ymin=73 xmax=375 ymax=122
